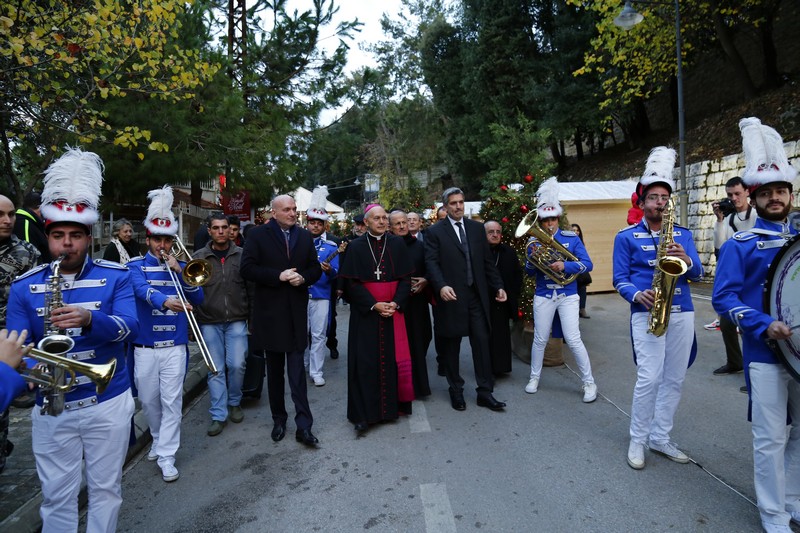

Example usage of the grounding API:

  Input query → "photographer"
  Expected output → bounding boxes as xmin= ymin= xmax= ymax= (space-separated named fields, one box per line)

xmin=710 ymin=176 xmax=756 ymax=380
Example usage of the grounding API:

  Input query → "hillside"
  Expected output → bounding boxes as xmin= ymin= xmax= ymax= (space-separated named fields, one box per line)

xmin=558 ymin=82 xmax=800 ymax=183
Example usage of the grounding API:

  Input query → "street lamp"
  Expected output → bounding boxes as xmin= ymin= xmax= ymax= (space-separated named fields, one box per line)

xmin=614 ymin=0 xmax=687 ymax=226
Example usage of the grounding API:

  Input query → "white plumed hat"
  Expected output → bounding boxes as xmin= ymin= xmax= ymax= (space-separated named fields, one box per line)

xmin=144 ymin=186 xmax=178 ymax=236
xmin=40 ymin=147 xmax=104 ymax=232
xmin=536 ymin=176 xmax=562 ymax=218
xmin=739 ymin=117 xmax=797 ymax=192
xmin=638 ymin=146 xmax=676 ymax=195
xmin=307 ymin=185 xmax=329 ymax=221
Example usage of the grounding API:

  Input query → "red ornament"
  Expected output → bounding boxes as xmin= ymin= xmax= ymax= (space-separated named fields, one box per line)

xmin=524 ymin=174 xmax=533 ymax=183
xmin=501 ymin=217 xmax=509 ymax=223
xmin=500 ymin=184 xmax=508 ymax=191
xmin=517 ymin=310 xmax=524 ymax=319
xmin=520 ymin=205 xmax=529 ymax=213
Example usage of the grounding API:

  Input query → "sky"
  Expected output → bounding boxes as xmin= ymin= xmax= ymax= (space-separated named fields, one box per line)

xmin=290 ymin=0 xmax=404 ymax=73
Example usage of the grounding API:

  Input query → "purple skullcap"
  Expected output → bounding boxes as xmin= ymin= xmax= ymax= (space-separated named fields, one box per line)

xmin=365 ymin=203 xmax=381 ymax=214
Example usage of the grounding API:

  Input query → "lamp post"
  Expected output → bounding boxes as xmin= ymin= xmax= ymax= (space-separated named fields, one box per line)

xmin=614 ymin=0 xmax=687 ymax=226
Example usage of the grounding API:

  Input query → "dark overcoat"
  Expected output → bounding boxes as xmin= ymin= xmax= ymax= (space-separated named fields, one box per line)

xmin=240 ymin=220 xmax=322 ymax=352
xmin=424 ymin=217 xmax=504 ymax=338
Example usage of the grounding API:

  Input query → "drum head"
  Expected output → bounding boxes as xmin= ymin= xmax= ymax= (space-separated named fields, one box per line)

xmin=764 ymin=233 xmax=800 ymax=381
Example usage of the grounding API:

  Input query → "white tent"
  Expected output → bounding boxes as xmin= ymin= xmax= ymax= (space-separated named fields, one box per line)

xmin=290 ymin=186 xmax=344 ymax=214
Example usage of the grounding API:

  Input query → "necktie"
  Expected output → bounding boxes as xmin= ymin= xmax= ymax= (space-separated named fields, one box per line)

xmin=456 ymin=221 xmax=473 ymax=286
xmin=283 ymin=229 xmax=291 ymax=257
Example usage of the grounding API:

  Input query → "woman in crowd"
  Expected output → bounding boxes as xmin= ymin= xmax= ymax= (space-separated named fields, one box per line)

xmin=103 ymin=218 xmax=141 ymax=264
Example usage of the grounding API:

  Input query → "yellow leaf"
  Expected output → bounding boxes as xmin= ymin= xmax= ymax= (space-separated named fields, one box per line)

xmin=137 ymin=152 xmax=144 ymax=160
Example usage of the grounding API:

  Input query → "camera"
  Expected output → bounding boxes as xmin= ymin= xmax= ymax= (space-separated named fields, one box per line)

xmin=717 ymin=198 xmax=736 ymax=217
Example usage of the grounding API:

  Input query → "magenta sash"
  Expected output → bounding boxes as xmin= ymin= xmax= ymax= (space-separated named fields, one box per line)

xmin=363 ymin=281 xmax=415 ymax=403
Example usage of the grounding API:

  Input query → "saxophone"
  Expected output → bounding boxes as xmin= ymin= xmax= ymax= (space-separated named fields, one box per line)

xmin=647 ymin=199 xmax=689 ymax=337
xmin=39 ymin=254 xmax=75 ymax=415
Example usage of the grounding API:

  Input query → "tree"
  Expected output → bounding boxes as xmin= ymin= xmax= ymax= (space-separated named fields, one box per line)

xmin=0 ymin=0 xmax=220 ymax=199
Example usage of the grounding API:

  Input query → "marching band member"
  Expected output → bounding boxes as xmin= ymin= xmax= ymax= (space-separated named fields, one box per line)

xmin=7 ymin=148 xmax=139 ymax=533
xmin=523 ymin=177 xmax=597 ymax=403
xmin=0 ymin=329 xmax=30 ymax=412
xmin=304 ymin=186 xmax=339 ymax=386
xmin=127 ymin=186 xmax=203 ymax=482
xmin=612 ymin=147 xmax=703 ymax=471
xmin=713 ymin=118 xmax=800 ymax=533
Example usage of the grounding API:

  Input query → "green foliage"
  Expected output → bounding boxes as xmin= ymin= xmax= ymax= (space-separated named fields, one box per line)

xmin=377 ymin=175 xmax=429 ymax=213
xmin=0 ymin=0 xmax=220 ymax=198
xmin=478 ymin=114 xmax=555 ymax=197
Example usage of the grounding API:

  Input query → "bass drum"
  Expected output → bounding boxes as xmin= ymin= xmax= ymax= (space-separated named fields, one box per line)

xmin=764 ymin=233 xmax=800 ymax=382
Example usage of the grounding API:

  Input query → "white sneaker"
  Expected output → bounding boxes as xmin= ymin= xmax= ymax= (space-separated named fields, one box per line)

xmin=147 ymin=447 xmax=158 ymax=462
xmin=790 ymin=511 xmax=800 ymax=525
xmin=582 ymin=382 xmax=597 ymax=403
xmin=703 ymin=318 xmax=720 ymax=331
xmin=161 ymin=464 xmax=179 ymax=482
xmin=627 ymin=441 xmax=645 ymax=470
xmin=313 ymin=377 xmax=326 ymax=387
xmin=648 ymin=441 xmax=690 ymax=463
xmin=524 ymin=377 xmax=539 ymax=394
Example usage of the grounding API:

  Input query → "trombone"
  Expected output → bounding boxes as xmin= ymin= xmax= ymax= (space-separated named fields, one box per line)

xmin=19 ymin=334 xmax=117 ymax=415
xmin=159 ymin=240 xmax=218 ymax=375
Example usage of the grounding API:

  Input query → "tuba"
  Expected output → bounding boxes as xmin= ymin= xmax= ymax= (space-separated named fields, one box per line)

xmin=647 ymin=198 xmax=689 ymax=337
xmin=515 ymin=212 xmax=579 ymax=286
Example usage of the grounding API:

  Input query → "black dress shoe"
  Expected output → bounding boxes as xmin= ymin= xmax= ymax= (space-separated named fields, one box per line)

xmin=295 ymin=429 xmax=319 ymax=446
xmin=449 ymin=391 xmax=466 ymax=411
xmin=477 ymin=395 xmax=506 ymax=411
xmin=437 ymin=366 xmax=446 ymax=377
xmin=271 ymin=423 xmax=286 ymax=442
xmin=330 ymin=348 xmax=339 ymax=360
xmin=354 ymin=422 xmax=368 ymax=433
xmin=713 ymin=364 xmax=743 ymax=375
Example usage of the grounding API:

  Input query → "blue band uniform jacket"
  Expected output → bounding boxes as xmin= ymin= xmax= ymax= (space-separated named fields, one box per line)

xmin=525 ymin=229 xmax=592 ymax=297
xmin=7 ymin=257 xmax=139 ymax=410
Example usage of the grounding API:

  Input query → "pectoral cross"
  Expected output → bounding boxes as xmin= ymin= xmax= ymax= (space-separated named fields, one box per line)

xmin=374 ymin=267 xmax=382 ymax=281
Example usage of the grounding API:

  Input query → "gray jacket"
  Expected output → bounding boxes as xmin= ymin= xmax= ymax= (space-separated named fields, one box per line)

xmin=191 ymin=243 xmax=250 ymax=324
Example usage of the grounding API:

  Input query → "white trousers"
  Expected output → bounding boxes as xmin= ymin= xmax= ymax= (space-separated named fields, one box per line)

xmin=530 ymin=294 xmax=594 ymax=383
xmin=629 ymin=311 xmax=693 ymax=445
xmin=305 ymin=298 xmax=330 ymax=380
xmin=32 ymin=390 xmax=134 ymax=533
xmin=134 ymin=344 xmax=186 ymax=468
xmin=749 ymin=362 xmax=800 ymax=527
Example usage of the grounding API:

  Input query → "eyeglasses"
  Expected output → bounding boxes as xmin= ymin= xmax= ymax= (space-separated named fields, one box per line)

xmin=645 ymin=194 xmax=670 ymax=202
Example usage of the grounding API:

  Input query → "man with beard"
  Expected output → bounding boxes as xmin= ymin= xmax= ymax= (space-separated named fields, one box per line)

xmin=613 ymin=147 xmax=704 ymax=471
xmin=240 ymin=195 xmax=322 ymax=446
xmin=425 ymin=188 xmax=507 ymax=412
xmin=713 ymin=118 xmax=800 ymax=533
xmin=7 ymin=148 xmax=138 ymax=532
xmin=339 ymin=205 xmax=413 ymax=433
xmin=484 ymin=220 xmax=522 ymax=376
xmin=390 ymin=209 xmax=432 ymax=397
xmin=709 ymin=176 xmax=756 ymax=378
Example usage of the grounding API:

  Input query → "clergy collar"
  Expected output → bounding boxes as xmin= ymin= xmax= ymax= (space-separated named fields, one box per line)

xmin=366 ymin=231 xmax=385 ymax=240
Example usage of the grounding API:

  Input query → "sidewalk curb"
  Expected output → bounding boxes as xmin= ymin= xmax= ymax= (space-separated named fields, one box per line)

xmin=0 ymin=356 xmax=208 ymax=533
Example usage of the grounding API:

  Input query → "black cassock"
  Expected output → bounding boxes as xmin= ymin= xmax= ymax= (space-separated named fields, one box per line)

xmin=339 ymin=233 xmax=413 ymax=425
xmin=489 ymin=243 xmax=523 ymax=374
xmin=401 ymin=234 xmax=433 ymax=397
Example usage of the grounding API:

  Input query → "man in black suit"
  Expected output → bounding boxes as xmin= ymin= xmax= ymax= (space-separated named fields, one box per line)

xmin=240 ymin=194 xmax=322 ymax=446
xmin=424 ymin=187 xmax=508 ymax=411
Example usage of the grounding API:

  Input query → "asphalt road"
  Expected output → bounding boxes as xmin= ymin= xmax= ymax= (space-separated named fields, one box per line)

xmin=112 ymin=292 xmax=786 ymax=533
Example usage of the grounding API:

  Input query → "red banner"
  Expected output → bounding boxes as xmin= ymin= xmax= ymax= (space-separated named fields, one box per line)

xmin=222 ymin=191 xmax=251 ymax=222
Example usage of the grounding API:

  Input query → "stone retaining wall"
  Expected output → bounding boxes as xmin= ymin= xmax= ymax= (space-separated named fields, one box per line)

xmin=682 ymin=140 xmax=800 ymax=278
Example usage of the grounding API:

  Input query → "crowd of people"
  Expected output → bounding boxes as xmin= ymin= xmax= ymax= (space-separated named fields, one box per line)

xmin=0 ymin=115 xmax=797 ymax=533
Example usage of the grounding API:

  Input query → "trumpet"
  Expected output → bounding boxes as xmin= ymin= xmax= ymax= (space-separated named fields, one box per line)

xmin=19 ymin=334 xmax=117 ymax=415
xmin=159 ymin=249 xmax=218 ymax=374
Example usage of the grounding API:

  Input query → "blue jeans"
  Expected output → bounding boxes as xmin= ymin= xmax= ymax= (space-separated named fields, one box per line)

xmin=201 ymin=321 xmax=248 ymax=422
